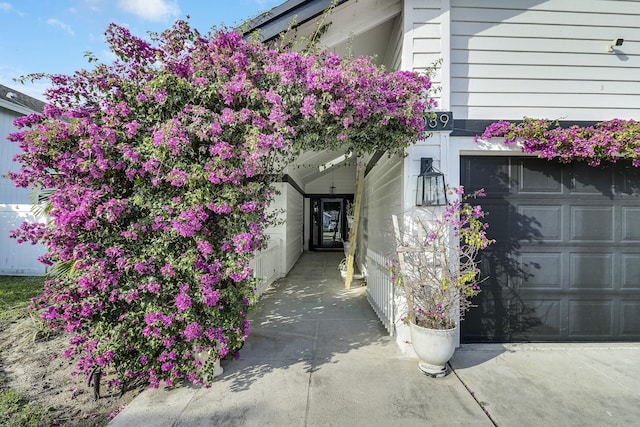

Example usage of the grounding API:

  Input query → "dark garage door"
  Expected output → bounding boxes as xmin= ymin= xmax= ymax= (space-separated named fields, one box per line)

xmin=461 ymin=156 xmax=640 ymax=342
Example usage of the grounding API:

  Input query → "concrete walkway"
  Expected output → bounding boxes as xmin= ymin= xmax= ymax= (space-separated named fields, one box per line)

xmin=110 ymin=252 xmax=640 ymax=427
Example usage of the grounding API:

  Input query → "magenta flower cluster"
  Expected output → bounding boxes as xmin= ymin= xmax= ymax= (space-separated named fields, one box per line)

xmin=476 ymin=118 xmax=640 ymax=167
xmin=9 ymin=20 xmax=434 ymax=388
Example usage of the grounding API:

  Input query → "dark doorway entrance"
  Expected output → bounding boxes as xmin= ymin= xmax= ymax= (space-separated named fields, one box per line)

xmin=310 ymin=197 xmax=352 ymax=250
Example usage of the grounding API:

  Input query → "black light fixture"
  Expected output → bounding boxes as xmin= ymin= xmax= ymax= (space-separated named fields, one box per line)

xmin=416 ymin=158 xmax=447 ymax=206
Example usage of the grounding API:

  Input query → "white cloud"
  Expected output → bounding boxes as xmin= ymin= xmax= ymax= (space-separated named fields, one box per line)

xmin=78 ymin=0 xmax=103 ymax=12
xmin=0 ymin=2 xmax=11 ymax=11
xmin=47 ymin=18 xmax=75 ymax=36
xmin=116 ymin=0 xmax=179 ymax=22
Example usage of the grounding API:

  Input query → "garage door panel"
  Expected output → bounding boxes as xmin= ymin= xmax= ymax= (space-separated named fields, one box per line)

xmin=482 ymin=202 xmax=511 ymax=241
xmin=568 ymin=300 xmax=613 ymax=338
xmin=517 ymin=298 xmax=563 ymax=340
xmin=622 ymin=207 xmax=640 ymax=241
xmin=570 ymin=253 xmax=614 ymax=289
xmin=461 ymin=156 xmax=640 ymax=342
xmin=518 ymin=158 xmax=563 ymax=194
xmin=519 ymin=253 xmax=563 ymax=290
xmin=618 ymin=165 xmax=640 ymax=195
xmin=622 ymin=255 xmax=640 ymax=289
xmin=570 ymin=206 xmax=614 ymax=241
xmin=517 ymin=205 xmax=562 ymax=241
xmin=461 ymin=156 xmax=511 ymax=194
xmin=621 ymin=302 xmax=640 ymax=336
xmin=569 ymin=162 xmax=615 ymax=196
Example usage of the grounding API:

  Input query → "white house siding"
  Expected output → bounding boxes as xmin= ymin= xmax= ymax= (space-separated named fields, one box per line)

xmin=1 ymin=106 xmax=47 ymax=276
xmin=284 ymin=182 xmax=304 ymax=274
xmin=359 ymin=155 xmax=405 ymax=335
xmin=404 ymin=0 xmax=448 ymax=108
xmin=266 ymin=182 xmax=304 ymax=276
xmin=450 ymin=0 xmax=640 ymax=120
xmin=1 ymin=108 xmax=30 ymax=205
xmin=360 ymin=156 xmax=404 ymax=267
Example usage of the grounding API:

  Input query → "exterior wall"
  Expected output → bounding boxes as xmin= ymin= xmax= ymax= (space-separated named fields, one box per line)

xmin=284 ymin=183 xmax=304 ymax=273
xmin=450 ymin=0 xmax=640 ymax=120
xmin=1 ymin=106 xmax=47 ymax=275
xmin=404 ymin=0 xmax=449 ymax=108
xmin=359 ymin=155 xmax=404 ymax=269
xmin=358 ymin=155 xmax=406 ymax=338
xmin=399 ymin=0 xmax=640 ymax=348
xmin=266 ymin=182 xmax=304 ymax=276
xmin=1 ymin=108 xmax=30 ymax=204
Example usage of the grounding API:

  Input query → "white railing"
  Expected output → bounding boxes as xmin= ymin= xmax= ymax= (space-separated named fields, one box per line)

xmin=366 ymin=248 xmax=395 ymax=335
xmin=251 ymin=238 xmax=283 ymax=297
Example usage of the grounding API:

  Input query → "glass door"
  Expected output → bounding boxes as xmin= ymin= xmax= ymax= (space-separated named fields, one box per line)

xmin=321 ymin=199 xmax=343 ymax=248
xmin=311 ymin=198 xmax=344 ymax=249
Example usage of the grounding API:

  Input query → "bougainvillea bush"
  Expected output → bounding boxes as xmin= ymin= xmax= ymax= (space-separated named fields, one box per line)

xmin=9 ymin=21 xmax=434 ymax=388
xmin=477 ymin=117 xmax=640 ymax=167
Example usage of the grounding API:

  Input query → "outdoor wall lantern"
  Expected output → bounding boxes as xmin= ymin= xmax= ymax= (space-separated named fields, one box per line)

xmin=416 ymin=157 xmax=447 ymax=206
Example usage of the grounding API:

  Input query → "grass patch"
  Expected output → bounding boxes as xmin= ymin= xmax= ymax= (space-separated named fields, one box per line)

xmin=0 ymin=276 xmax=45 ymax=307
xmin=0 ymin=277 xmax=54 ymax=426
xmin=0 ymin=276 xmax=45 ymax=327
xmin=0 ymin=375 xmax=53 ymax=426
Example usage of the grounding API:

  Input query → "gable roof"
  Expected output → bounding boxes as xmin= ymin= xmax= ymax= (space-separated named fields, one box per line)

xmin=0 ymin=84 xmax=46 ymax=115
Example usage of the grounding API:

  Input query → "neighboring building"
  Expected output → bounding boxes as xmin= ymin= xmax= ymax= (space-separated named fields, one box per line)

xmin=0 ymin=84 xmax=47 ymax=275
xmin=248 ymin=0 xmax=640 ymax=349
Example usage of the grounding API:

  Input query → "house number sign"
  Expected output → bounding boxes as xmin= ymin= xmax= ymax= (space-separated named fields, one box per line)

xmin=425 ymin=111 xmax=453 ymax=131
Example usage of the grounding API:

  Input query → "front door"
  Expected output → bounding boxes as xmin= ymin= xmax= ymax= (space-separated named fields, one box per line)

xmin=311 ymin=198 xmax=344 ymax=249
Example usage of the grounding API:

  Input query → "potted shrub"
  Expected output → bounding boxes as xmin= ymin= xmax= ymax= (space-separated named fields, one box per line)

xmin=391 ymin=187 xmax=494 ymax=377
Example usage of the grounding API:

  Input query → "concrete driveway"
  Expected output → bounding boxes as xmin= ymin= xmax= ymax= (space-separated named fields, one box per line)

xmin=110 ymin=252 xmax=640 ymax=426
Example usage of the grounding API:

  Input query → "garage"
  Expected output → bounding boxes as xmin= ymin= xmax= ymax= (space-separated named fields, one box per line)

xmin=460 ymin=156 xmax=640 ymax=342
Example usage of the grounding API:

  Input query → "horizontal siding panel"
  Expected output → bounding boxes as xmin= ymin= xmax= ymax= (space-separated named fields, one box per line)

xmin=411 ymin=9 xmax=442 ymax=23
xmin=1 ymin=109 xmax=31 ymax=205
xmin=413 ymin=38 xmax=441 ymax=52
xmin=451 ymin=78 xmax=640 ymax=95
xmin=452 ymin=50 xmax=640 ymax=68
xmin=451 ymin=64 xmax=640 ymax=81
xmin=412 ymin=22 xmax=441 ymax=38
xmin=453 ymin=0 xmax=640 ymax=16
xmin=362 ymin=156 xmax=402 ymax=258
xmin=453 ymin=92 xmax=640 ymax=108
xmin=453 ymin=8 xmax=640 ymax=27
xmin=285 ymin=186 xmax=303 ymax=274
xmin=451 ymin=36 xmax=636 ymax=55
xmin=451 ymin=22 xmax=640 ymax=40
xmin=454 ymin=106 xmax=638 ymax=121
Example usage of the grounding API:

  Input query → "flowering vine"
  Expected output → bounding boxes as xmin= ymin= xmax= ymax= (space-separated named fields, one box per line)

xmin=476 ymin=118 xmax=640 ymax=167
xmin=9 ymin=20 xmax=434 ymax=389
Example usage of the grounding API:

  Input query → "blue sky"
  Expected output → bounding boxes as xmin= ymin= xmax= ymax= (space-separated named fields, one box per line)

xmin=0 ymin=0 xmax=283 ymax=101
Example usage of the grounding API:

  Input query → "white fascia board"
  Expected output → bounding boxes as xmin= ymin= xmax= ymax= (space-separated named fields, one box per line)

xmin=0 ymin=98 xmax=36 ymax=115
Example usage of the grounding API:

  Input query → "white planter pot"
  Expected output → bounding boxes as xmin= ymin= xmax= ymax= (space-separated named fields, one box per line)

xmin=409 ymin=321 xmax=457 ymax=378
xmin=194 ymin=348 xmax=224 ymax=382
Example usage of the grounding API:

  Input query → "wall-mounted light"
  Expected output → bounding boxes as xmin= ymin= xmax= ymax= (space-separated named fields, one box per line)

xmin=607 ymin=38 xmax=624 ymax=53
xmin=416 ymin=158 xmax=447 ymax=206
